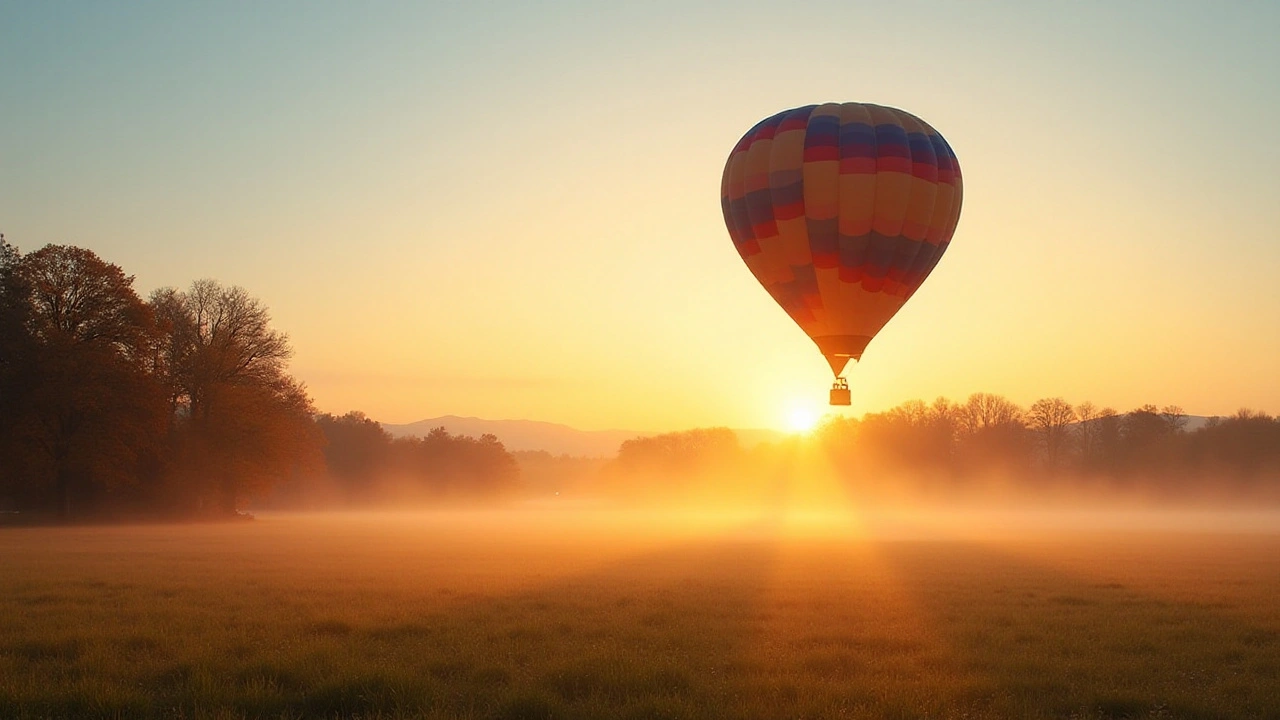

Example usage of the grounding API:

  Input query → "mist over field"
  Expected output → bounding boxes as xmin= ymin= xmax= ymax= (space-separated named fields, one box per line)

xmin=3 ymin=504 xmax=1279 ymax=719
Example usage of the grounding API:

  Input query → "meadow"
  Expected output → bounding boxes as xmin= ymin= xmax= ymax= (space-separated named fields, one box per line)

xmin=1 ymin=506 xmax=1278 ymax=719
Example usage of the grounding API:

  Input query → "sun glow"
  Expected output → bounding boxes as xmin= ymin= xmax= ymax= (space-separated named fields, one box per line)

xmin=785 ymin=405 xmax=820 ymax=434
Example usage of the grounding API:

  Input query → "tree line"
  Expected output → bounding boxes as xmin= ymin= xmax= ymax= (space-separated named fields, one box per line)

xmin=294 ymin=411 xmax=517 ymax=505
xmin=815 ymin=394 xmax=1279 ymax=491
xmin=603 ymin=395 xmax=1280 ymax=502
xmin=0 ymin=238 xmax=517 ymax=519
xmin=5 ymin=237 xmax=1275 ymax=515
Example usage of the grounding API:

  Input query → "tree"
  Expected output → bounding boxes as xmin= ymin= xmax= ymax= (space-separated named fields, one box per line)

xmin=813 ymin=415 xmax=862 ymax=475
xmin=390 ymin=428 xmax=519 ymax=498
xmin=887 ymin=399 xmax=930 ymax=426
xmin=150 ymin=280 xmax=321 ymax=513
xmin=0 ymin=235 xmax=34 ymax=508
xmin=956 ymin=393 xmax=1030 ymax=473
xmin=0 ymin=235 xmax=30 ymax=402
xmin=926 ymin=396 xmax=962 ymax=435
xmin=1184 ymin=410 xmax=1280 ymax=488
xmin=1123 ymin=404 xmax=1166 ymax=440
xmin=961 ymin=393 xmax=1024 ymax=433
xmin=921 ymin=397 xmax=962 ymax=468
xmin=1075 ymin=401 xmax=1099 ymax=465
xmin=316 ymin=411 xmax=394 ymax=499
xmin=846 ymin=398 xmax=959 ymax=476
xmin=151 ymin=280 xmax=291 ymax=424
xmin=1121 ymin=405 xmax=1178 ymax=472
xmin=21 ymin=245 xmax=155 ymax=352
xmin=1160 ymin=405 xmax=1188 ymax=433
xmin=1091 ymin=407 xmax=1122 ymax=472
xmin=615 ymin=428 xmax=741 ymax=475
xmin=3 ymin=245 xmax=166 ymax=516
xmin=0 ymin=234 xmax=30 ymax=378
xmin=1028 ymin=398 xmax=1077 ymax=472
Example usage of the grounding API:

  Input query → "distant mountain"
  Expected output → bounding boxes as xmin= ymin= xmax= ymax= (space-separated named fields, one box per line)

xmin=381 ymin=416 xmax=787 ymax=457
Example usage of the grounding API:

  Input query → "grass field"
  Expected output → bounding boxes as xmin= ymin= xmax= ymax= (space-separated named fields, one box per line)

xmin=1 ymin=506 xmax=1278 ymax=719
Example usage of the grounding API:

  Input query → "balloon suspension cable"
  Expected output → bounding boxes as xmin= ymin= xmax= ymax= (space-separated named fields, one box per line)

xmin=829 ymin=376 xmax=851 ymax=406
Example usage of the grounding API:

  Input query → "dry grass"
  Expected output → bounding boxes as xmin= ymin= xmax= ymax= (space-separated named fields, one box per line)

xmin=1 ymin=507 xmax=1278 ymax=719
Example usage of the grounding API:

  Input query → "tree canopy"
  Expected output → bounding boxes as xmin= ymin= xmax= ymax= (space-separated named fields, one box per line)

xmin=0 ymin=240 xmax=521 ymax=519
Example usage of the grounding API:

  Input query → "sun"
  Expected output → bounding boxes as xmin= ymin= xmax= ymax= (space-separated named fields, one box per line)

xmin=785 ymin=405 xmax=820 ymax=434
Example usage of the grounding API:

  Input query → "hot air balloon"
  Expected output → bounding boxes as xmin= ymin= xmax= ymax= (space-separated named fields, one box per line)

xmin=721 ymin=103 xmax=962 ymax=405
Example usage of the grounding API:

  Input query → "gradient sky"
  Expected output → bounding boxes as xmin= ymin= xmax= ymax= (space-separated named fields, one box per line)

xmin=2 ymin=1 xmax=1278 ymax=432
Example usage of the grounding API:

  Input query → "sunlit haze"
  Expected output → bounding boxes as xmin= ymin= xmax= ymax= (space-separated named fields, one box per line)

xmin=2 ymin=1 xmax=1277 ymax=431
xmin=785 ymin=404 xmax=821 ymax=434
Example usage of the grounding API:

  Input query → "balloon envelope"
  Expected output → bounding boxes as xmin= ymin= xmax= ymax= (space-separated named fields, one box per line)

xmin=721 ymin=103 xmax=962 ymax=376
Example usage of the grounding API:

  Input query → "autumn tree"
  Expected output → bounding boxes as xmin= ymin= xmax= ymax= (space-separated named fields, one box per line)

xmin=0 ymin=234 xmax=28 ymax=380
xmin=0 ymin=234 xmax=28 ymax=389
xmin=150 ymin=280 xmax=321 ymax=514
xmin=2 ymin=245 xmax=166 ymax=515
xmin=0 ymin=235 xmax=35 ymax=508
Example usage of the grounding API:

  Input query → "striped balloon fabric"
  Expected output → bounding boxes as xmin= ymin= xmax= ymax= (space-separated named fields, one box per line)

xmin=721 ymin=103 xmax=962 ymax=377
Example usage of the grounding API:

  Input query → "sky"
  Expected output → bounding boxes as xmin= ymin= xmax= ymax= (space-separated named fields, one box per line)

xmin=2 ymin=1 xmax=1278 ymax=433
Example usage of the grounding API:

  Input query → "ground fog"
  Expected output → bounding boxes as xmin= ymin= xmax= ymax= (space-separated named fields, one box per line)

xmin=1 ymin=506 xmax=1278 ymax=719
